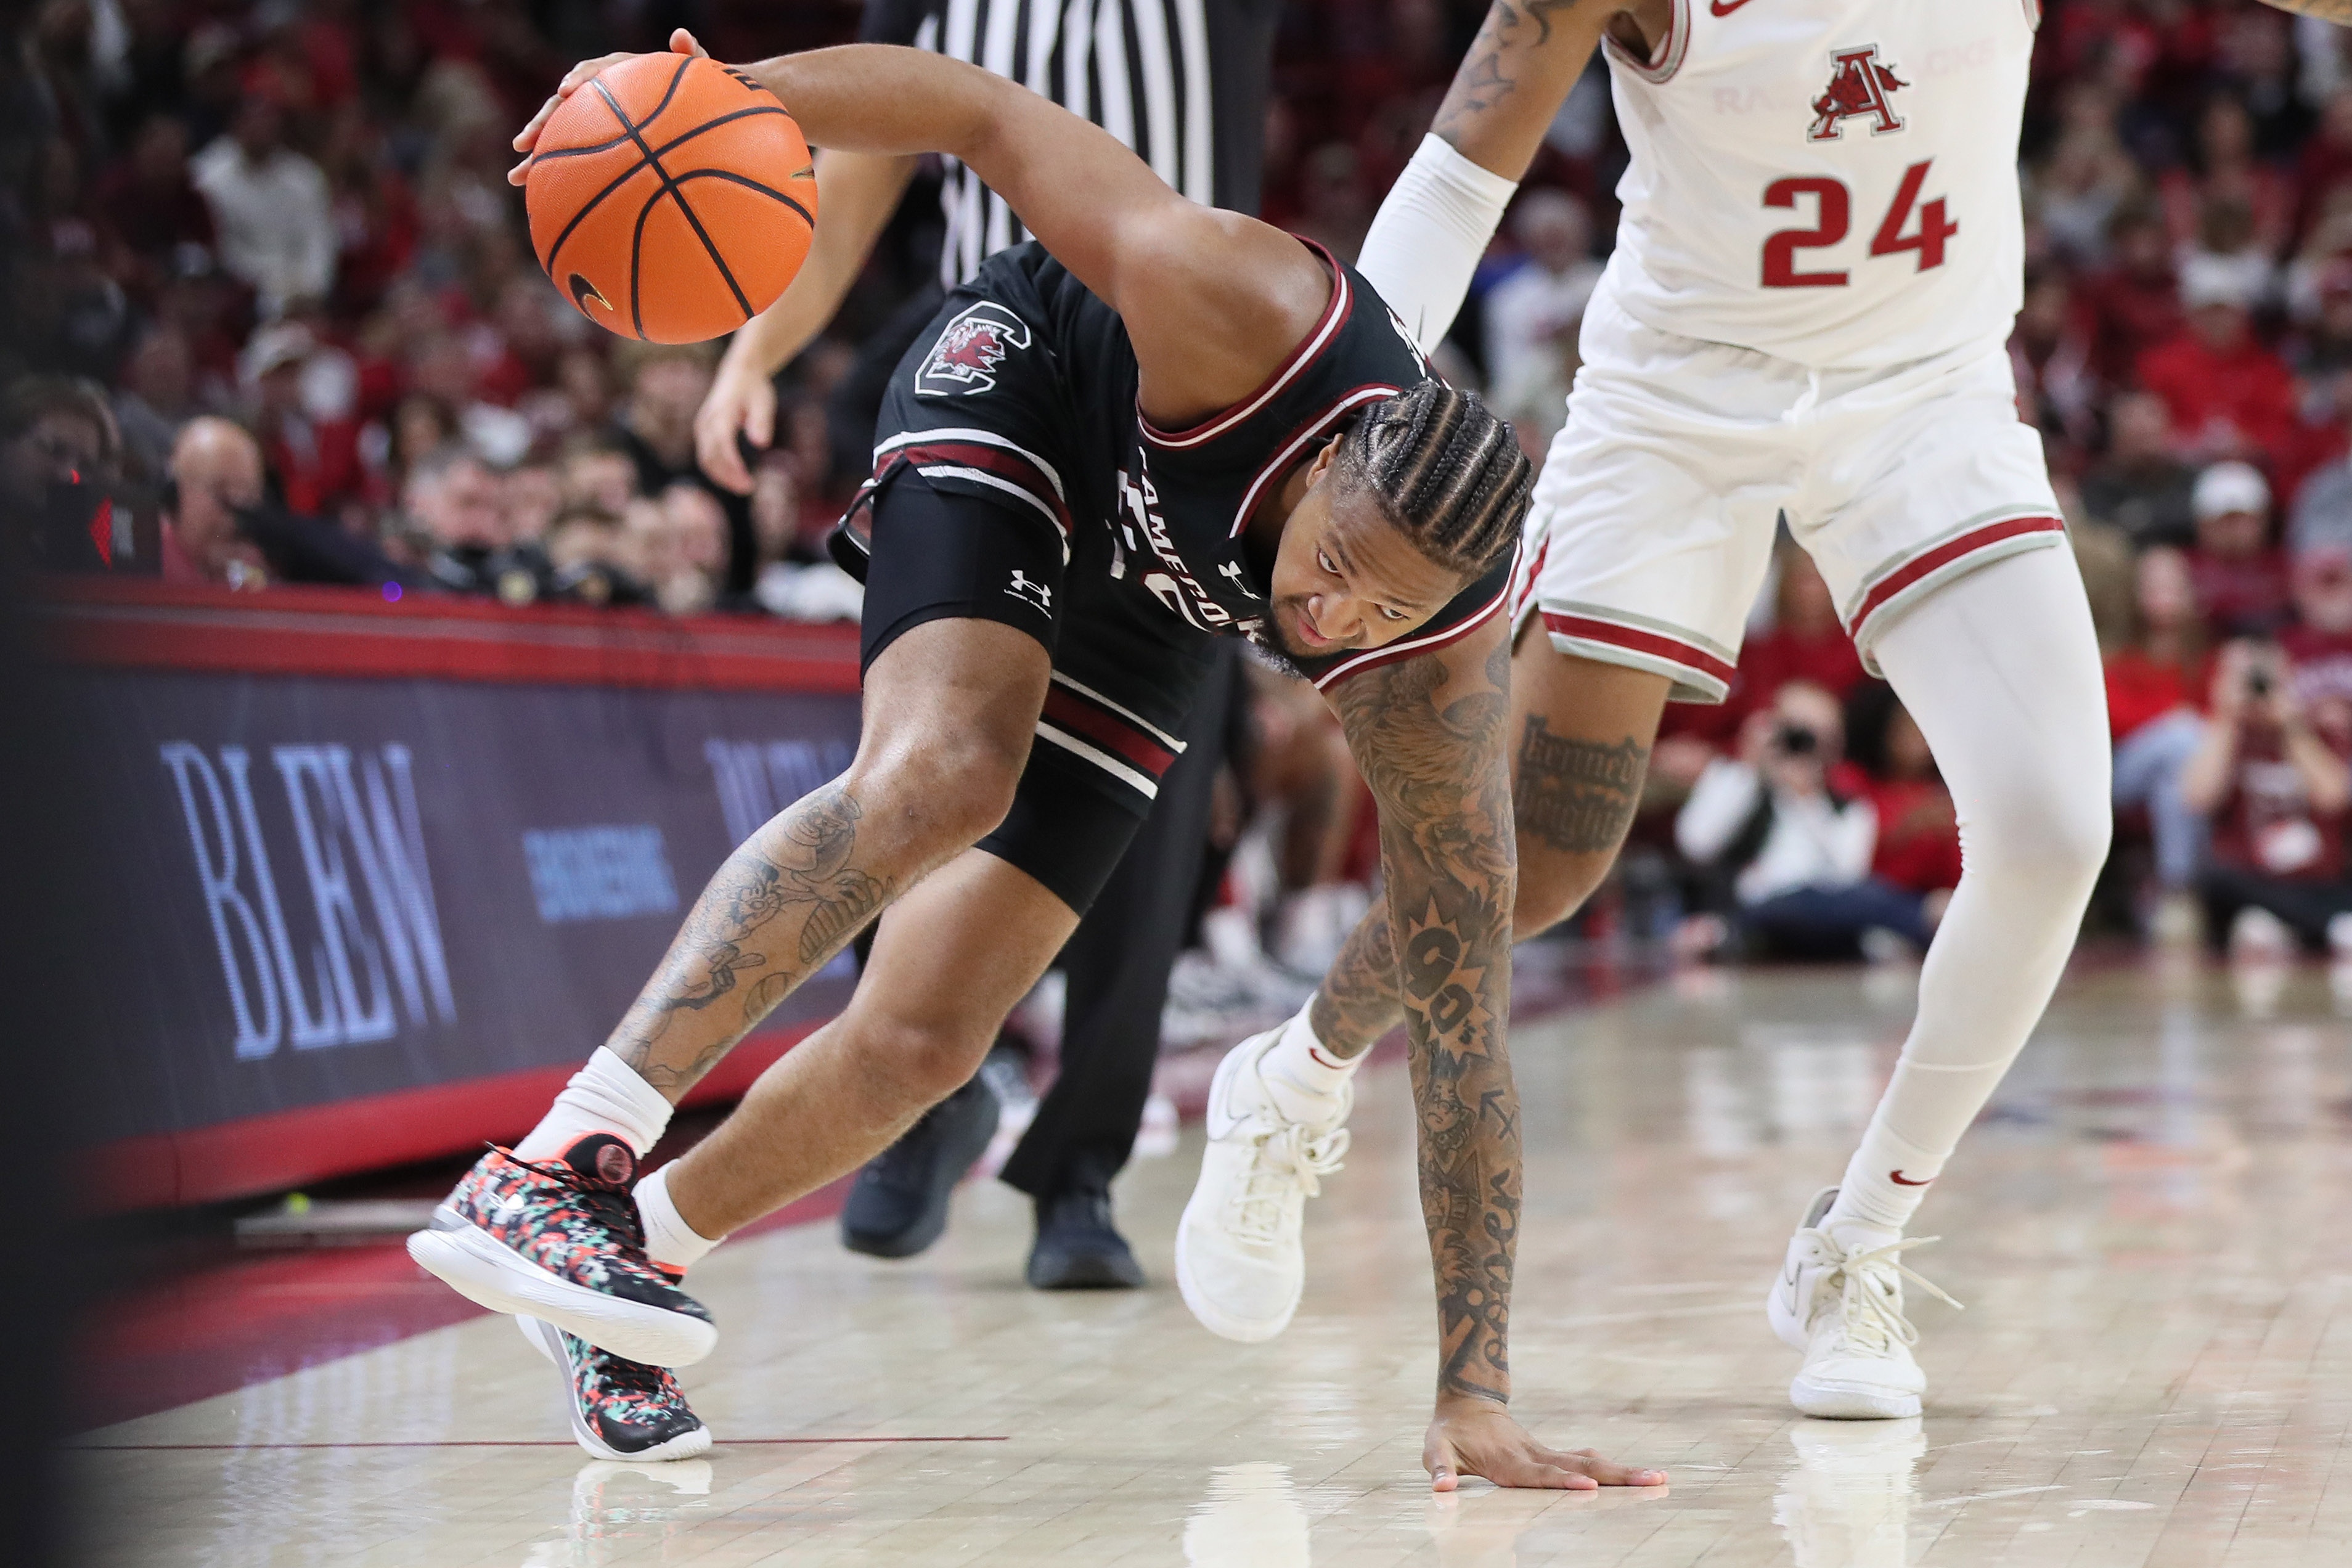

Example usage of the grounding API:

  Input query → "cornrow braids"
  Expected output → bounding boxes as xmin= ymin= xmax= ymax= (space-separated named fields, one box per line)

xmin=1335 ymin=379 xmax=1533 ymax=576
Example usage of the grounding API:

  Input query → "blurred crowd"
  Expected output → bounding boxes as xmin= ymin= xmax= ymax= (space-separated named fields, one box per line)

xmin=6 ymin=0 xmax=2352 ymax=962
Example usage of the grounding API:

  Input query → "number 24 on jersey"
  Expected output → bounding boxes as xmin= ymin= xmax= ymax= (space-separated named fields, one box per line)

xmin=1761 ymin=160 xmax=1956 ymax=288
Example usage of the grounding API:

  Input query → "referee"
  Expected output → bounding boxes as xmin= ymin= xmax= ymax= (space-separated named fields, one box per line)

xmin=693 ymin=0 xmax=1278 ymax=1289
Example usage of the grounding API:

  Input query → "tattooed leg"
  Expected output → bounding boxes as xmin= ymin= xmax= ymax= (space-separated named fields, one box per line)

xmin=603 ymin=618 xmax=1052 ymax=1100
xmin=602 ymin=784 xmax=900 ymax=1095
xmin=664 ymin=849 xmax=1079 ymax=1239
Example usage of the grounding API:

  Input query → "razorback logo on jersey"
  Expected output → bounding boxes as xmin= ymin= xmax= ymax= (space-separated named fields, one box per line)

xmin=1807 ymin=46 xmax=1907 ymax=142
xmin=917 ymin=302 xmax=1034 ymax=396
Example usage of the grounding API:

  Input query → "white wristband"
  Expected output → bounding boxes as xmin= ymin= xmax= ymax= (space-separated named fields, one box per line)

xmin=1355 ymin=134 xmax=1521 ymax=357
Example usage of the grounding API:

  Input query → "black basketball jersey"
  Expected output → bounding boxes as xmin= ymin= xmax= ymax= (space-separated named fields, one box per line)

xmin=862 ymin=238 xmax=1517 ymax=693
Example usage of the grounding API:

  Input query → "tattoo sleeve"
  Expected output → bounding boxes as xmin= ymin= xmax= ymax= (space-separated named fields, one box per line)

xmin=1308 ymin=900 xmax=1402 ymax=1058
xmin=603 ymin=784 xmax=894 ymax=1095
xmin=1515 ymin=717 xmax=1648 ymax=855
xmin=1331 ymin=621 xmax=1520 ymax=1405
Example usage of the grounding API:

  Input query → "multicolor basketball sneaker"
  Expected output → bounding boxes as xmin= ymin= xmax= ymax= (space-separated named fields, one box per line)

xmin=407 ymin=1135 xmax=717 ymax=1367
xmin=519 ymin=1315 xmax=712 ymax=1462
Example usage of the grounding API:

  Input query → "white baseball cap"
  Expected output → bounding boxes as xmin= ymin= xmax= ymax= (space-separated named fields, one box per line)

xmin=2193 ymin=459 xmax=2271 ymax=520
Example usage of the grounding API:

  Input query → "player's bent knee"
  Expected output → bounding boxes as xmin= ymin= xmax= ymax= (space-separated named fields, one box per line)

xmin=860 ymin=1012 xmax=997 ymax=1105
xmin=849 ymin=727 xmax=1028 ymax=849
xmin=1963 ymin=777 xmax=2113 ymax=900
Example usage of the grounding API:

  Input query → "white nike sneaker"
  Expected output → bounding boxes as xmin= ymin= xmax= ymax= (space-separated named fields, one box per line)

xmin=1766 ymin=1188 xmax=1960 ymax=1419
xmin=1175 ymin=1027 xmax=1352 ymax=1342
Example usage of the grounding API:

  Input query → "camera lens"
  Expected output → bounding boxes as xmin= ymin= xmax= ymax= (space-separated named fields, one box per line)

xmin=1775 ymin=722 xmax=1818 ymax=756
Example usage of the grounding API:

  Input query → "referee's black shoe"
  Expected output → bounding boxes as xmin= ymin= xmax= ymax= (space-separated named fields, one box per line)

xmin=1026 ymin=1185 xmax=1145 ymax=1290
xmin=840 ymin=1074 xmax=1001 ymax=1259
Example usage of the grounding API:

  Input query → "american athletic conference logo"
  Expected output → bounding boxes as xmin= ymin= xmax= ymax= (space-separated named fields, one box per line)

xmin=917 ymin=301 xmax=1033 ymax=396
xmin=1808 ymin=46 xmax=1907 ymax=142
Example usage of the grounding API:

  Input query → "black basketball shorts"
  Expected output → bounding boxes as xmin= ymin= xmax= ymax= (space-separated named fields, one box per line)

xmin=833 ymin=284 xmax=1223 ymax=914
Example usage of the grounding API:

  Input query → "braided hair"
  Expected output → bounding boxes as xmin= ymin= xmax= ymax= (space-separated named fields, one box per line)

xmin=1333 ymin=379 xmax=1532 ymax=576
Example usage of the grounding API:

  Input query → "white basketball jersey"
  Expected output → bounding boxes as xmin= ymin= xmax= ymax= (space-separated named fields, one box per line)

xmin=1596 ymin=0 xmax=2038 ymax=370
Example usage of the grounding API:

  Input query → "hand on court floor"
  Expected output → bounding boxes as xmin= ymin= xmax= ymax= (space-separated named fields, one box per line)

xmin=510 ymin=28 xmax=711 ymax=185
xmin=1422 ymin=1397 xmax=1668 ymax=1492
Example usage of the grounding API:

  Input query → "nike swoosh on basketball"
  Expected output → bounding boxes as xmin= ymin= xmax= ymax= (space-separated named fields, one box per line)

xmin=1711 ymin=0 xmax=1757 ymax=14
xmin=1889 ymin=1169 xmax=1932 ymax=1186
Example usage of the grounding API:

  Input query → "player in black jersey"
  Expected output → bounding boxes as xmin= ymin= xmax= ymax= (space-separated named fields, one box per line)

xmin=406 ymin=31 xmax=1664 ymax=1492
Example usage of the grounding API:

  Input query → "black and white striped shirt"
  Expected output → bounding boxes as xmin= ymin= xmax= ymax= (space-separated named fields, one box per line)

xmin=860 ymin=0 xmax=1277 ymax=287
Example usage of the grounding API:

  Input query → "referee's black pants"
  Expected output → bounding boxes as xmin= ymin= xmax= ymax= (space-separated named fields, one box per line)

xmin=998 ymin=639 xmax=1241 ymax=1200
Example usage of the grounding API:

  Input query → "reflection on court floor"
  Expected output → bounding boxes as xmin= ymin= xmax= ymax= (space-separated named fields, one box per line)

xmin=78 ymin=958 xmax=2352 ymax=1566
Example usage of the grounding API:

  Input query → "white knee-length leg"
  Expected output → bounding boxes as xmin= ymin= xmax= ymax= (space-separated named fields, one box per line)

xmin=1824 ymin=545 xmax=2114 ymax=1234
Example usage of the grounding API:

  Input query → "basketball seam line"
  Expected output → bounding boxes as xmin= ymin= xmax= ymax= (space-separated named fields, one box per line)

xmin=668 ymin=169 xmax=815 ymax=229
xmin=589 ymin=68 xmax=756 ymax=337
xmin=530 ymin=54 xmax=703 ymax=168
xmin=539 ymin=105 xmax=796 ymax=279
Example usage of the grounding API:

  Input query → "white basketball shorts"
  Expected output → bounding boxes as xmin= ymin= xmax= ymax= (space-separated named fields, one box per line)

xmin=1510 ymin=288 xmax=2065 ymax=703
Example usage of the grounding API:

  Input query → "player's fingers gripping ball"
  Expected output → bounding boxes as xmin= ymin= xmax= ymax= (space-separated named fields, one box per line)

xmin=525 ymin=53 xmax=817 ymax=344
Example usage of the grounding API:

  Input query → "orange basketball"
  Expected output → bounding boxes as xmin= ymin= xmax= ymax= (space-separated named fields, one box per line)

xmin=525 ymin=54 xmax=817 ymax=345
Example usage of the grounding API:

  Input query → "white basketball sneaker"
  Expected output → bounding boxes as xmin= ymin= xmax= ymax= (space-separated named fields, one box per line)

xmin=1766 ymin=1188 xmax=1960 ymax=1419
xmin=1175 ymin=1027 xmax=1352 ymax=1342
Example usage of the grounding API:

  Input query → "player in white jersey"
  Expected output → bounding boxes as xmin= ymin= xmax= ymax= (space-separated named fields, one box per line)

xmin=1178 ymin=0 xmax=2134 ymax=1442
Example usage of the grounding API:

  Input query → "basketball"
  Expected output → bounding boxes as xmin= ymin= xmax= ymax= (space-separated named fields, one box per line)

xmin=525 ymin=53 xmax=817 ymax=345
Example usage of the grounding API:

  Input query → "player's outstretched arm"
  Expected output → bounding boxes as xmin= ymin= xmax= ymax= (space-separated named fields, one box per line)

xmin=1358 ymin=0 xmax=1635 ymax=352
xmin=514 ymin=31 xmax=1326 ymax=430
xmin=1330 ymin=616 xmax=1666 ymax=1493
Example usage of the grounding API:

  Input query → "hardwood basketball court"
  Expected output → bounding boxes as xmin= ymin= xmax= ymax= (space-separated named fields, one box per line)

xmin=75 ymin=958 xmax=2352 ymax=1566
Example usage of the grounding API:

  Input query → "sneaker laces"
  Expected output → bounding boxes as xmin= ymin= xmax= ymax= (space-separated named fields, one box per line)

xmin=1230 ymin=1121 xmax=1350 ymax=1246
xmin=582 ymin=1342 xmax=672 ymax=1400
xmin=507 ymin=1151 xmax=648 ymax=1251
xmin=1817 ymin=1235 xmax=1962 ymax=1357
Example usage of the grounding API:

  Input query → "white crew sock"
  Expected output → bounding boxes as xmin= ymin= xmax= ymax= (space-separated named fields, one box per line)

xmin=1821 ymin=549 xmax=2112 ymax=1241
xmin=1259 ymin=1005 xmax=1362 ymax=1123
xmin=634 ymin=1161 xmax=724 ymax=1275
xmin=1826 ymin=1085 xmax=1978 ymax=1238
xmin=513 ymin=1047 xmax=674 ymax=1162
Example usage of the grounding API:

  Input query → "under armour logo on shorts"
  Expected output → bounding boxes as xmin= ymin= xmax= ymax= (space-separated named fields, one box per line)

xmin=1006 ymin=570 xmax=1053 ymax=613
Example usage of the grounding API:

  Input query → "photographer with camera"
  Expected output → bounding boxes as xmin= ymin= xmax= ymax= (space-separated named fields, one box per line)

xmin=160 ymin=418 xmax=406 ymax=590
xmin=2181 ymin=637 xmax=2352 ymax=957
xmin=1675 ymin=681 xmax=1932 ymax=962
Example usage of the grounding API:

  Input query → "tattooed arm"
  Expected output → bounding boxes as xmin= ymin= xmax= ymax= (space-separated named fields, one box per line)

xmin=1334 ymin=621 xmax=1670 ymax=1491
xmin=1333 ymin=620 xmax=1519 ymax=1403
xmin=1430 ymin=1 xmax=1656 ymax=179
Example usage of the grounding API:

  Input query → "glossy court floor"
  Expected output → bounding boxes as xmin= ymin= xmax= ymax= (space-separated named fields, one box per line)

xmin=75 ymin=957 xmax=2352 ymax=1566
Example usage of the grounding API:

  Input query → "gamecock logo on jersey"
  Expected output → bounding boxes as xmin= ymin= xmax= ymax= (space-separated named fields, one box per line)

xmin=917 ymin=302 xmax=1034 ymax=397
xmin=1807 ymin=46 xmax=1907 ymax=142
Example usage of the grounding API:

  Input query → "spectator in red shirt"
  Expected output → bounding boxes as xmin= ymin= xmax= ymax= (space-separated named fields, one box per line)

xmin=2187 ymin=460 xmax=2293 ymax=637
xmin=2136 ymin=257 xmax=2297 ymax=467
xmin=1845 ymin=683 xmax=1962 ymax=908
xmin=2184 ymin=638 xmax=2352 ymax=957
xmin=1725 ymin=544 xmax=1868 ymax=726
xmin=2086 ymin=208 xmax=2183 ymax=387
xmin=2110 ymin=545 xmax=2211 ymax=909
xmin=242 ymin=324 xmax=362 ymax=520
xmin=2160 ymin=96 xmax=2293 ymax=260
